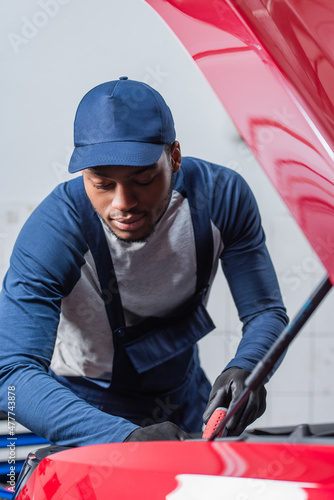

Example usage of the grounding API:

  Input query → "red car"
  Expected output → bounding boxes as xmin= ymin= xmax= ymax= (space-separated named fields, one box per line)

xmin=3 ymin=1 xmax=334 ymax=498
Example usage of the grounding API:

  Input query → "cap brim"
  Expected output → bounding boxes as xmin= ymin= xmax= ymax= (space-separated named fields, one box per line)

xmin=68 ymin=141 xmax=165 ymax=173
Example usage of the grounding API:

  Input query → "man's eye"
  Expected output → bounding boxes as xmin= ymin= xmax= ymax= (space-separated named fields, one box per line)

xmin=93 ymin=183 xmax=115 ymax=190
xmin=134 ymin=177 xmax=155 ymax=186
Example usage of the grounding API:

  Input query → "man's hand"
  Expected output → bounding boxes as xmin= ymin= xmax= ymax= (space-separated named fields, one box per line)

xmin=124 ymin=421 xmax=192 ymax=442
xmin=203 ymin=367 xmax=266 ymax=436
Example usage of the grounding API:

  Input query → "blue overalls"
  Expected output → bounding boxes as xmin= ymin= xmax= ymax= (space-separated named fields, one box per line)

xmin=52 ymin=164 xmax=216 ymax=433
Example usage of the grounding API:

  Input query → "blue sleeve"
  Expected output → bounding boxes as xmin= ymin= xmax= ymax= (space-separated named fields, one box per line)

xmin=206 ymin=161 xmax=289 ymax=375
xmin=0 ymin=184 xmax=138 ymax=446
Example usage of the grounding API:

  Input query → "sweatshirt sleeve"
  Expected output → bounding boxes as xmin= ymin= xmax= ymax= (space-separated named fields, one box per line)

xmin=207 ymin=162 xmax=289 ymax=375
xmin=0 ymin=184 xmax=138 ymax=446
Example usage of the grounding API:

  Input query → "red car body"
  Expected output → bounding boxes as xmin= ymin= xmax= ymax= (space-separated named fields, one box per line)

xmin=11 ymin=1 xmax=334 ymax=498
xmin=16 ymin=439 xmax=334 ymax=499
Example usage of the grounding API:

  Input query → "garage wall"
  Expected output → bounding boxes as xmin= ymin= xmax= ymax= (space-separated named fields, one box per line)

xmin=1 ymin=0 xmax=333 ymax=430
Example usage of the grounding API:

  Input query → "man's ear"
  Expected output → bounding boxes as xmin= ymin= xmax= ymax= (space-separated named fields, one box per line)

xmin=171 ymin=141 xmax=182 ymax=173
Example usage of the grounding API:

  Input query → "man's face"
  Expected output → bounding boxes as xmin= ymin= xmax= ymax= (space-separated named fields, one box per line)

xmin=82 ymin=143 xmax=181 ymax=243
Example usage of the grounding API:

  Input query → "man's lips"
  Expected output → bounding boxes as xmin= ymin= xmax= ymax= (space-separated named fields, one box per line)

xmin=111 ymin=214 xmax=146 ymax=231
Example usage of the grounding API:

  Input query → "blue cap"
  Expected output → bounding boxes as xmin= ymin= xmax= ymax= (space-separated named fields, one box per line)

xmin=68 ymin=77 xmax=176 ymax=173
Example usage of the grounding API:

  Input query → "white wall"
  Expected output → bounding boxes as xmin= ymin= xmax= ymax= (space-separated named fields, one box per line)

xmin=1 ymin=0 xmax=333 ymax=429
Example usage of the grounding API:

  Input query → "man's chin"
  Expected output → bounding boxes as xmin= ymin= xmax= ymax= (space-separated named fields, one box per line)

xmin=109 ymin=225 xmax=155 ymax=244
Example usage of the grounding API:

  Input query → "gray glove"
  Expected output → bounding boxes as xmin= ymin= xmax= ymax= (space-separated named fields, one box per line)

xmin=203 ymin=367 xmax=266 ymax=436
xmin=124 ymin=421 xmax=192 ymax=442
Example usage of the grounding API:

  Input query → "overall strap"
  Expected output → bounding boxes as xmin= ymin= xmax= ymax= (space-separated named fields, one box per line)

xmin=181 ymin=160 xmax=214 ymax=295
xmin=67 ymin=176 xmax=125 ymax=331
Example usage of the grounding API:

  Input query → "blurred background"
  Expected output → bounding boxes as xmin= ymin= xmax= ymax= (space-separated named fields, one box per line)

xmin=1 ymin=0 xmax=333 ymax=429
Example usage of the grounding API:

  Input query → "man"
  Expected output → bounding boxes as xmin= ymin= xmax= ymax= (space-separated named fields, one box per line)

xmin=0 ymin=77 xmax=288 ymax=446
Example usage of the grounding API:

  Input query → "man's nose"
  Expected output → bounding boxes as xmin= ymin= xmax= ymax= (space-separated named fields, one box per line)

xmin=111 ymin=184 xmax=138 ymax=212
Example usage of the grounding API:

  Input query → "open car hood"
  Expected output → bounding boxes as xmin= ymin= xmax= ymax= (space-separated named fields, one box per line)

xmin=145 ymin=0 xmax=334 ymax=282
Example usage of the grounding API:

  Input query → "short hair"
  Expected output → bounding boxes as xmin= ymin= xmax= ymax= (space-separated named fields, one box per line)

xmin=164 ymin=143 xmax=173 ymax=157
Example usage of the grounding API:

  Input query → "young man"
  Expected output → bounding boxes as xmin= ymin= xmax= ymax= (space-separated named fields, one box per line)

xmin=0 ymin=77 xmax=288 ymax=446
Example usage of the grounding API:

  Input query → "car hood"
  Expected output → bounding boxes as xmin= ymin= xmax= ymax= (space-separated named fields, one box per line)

xmin=145 ymin=0 xmax=334 ymax=282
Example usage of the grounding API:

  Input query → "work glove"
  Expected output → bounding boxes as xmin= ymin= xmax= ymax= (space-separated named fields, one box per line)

xmin=203 ymin=367 xmax=266 ymax=436
xmin=124 ymin=421 xmax=192 ymax=442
